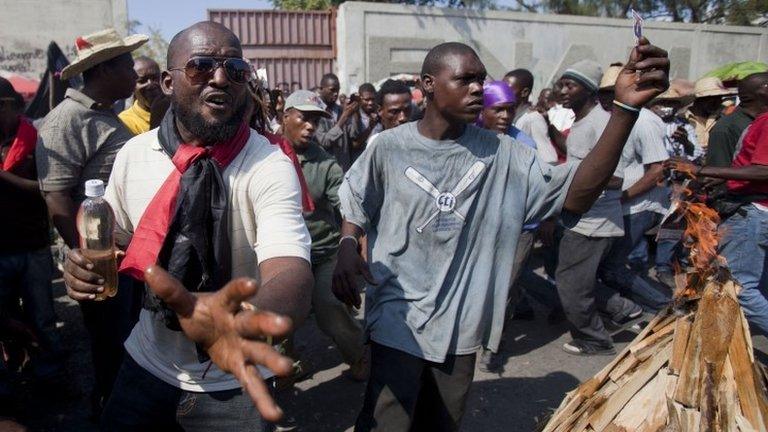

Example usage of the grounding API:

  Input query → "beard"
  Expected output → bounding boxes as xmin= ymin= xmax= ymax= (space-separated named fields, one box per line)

xmin=173 ymin=96 xmax=248 ymax=145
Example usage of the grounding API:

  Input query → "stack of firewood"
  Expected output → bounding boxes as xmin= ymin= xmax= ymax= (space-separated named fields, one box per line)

xmin=541 ymin=278 xmax=768 ymax=432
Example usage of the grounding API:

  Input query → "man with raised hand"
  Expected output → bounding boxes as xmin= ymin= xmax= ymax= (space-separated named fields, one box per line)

xmin=333 ymin=39 xmax=669 ymax=431
xmin=62 ymin=22 xmax=313 ymax=430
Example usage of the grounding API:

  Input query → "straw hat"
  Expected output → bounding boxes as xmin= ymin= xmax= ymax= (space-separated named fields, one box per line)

xmin=60 ymin=28 xmax=148 ymax=80
xmin=651 ymin=79 xmax=695 ymax=105
xmin=693 ymin=77 xmax=736 ymax=98
xmin=599 ymin=63 xmax=624 ymax=90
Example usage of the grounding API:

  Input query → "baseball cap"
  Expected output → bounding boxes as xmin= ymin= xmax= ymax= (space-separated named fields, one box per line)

xmin=284 ymin=90 xmax=331 ymax=117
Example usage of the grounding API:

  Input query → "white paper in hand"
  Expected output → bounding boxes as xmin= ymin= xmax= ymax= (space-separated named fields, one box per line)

xmin=631 ymin=9 xmax=644 ymax=44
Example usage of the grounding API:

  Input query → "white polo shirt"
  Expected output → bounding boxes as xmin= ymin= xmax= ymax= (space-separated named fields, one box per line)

xmin=105 ymin=128 xmax=311 ymax=392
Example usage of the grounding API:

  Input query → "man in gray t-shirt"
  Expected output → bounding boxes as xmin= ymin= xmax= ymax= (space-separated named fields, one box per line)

xmin=554 ymin=61 xmax=643 ymax=358
xmin=334 ymin=41 xmax=670 ymax=431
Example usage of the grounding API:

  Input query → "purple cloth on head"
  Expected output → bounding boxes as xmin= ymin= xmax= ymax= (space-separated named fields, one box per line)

xmin=475 ymin=80 xmax=516 ymax=127
xmin=483 ymin=80 xmax=516 ymax=108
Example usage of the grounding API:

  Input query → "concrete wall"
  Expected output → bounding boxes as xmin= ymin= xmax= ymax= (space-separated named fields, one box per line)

xmin=336 ymin=1 xmax=768 ymax=94
xmin=0 ymin=0 xmax=128 ymax=78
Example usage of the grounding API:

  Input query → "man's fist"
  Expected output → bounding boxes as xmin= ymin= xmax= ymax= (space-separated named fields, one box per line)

xmin=614 ymin=37 xmax=670 ymax=109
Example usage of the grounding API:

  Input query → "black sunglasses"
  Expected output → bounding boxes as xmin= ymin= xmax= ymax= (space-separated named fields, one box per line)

xmin=169 ymin=57 xmax=251 ymax=84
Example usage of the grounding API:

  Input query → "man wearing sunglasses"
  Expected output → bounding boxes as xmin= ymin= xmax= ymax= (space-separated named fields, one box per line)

xmin=62 ymin=21 xmax=313 ymax=431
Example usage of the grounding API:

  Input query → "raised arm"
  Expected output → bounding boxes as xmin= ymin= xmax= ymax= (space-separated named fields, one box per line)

xmin=563 ymin=38 xmax=669 ymax=214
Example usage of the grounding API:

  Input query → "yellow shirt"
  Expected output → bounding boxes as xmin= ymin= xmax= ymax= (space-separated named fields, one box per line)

xmin=118 ymin=101 xmax=151 ymax=135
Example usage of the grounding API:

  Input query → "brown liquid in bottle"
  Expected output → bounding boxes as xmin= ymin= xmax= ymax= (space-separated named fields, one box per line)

xmin=82 ymin=249 xmax=118 ymax=301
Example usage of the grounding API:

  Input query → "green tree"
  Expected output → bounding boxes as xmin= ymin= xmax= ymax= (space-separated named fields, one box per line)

xmin=126 ymin=20 xmax=170 ymax=66
xmin=516 ymin=0 xmax=767 ymax=25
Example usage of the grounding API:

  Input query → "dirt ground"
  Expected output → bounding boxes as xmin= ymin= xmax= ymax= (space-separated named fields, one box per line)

xmin=11 ymin=268 xmax=768 ymax=432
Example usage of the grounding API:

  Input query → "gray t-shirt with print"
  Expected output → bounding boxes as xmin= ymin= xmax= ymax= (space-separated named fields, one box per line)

xmin=565 ymin=106 xmax=625 ymax=237
xmin=339 ymin=122 xmax=577 ymax=362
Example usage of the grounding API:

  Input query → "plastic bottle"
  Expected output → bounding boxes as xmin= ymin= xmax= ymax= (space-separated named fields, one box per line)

xmin=76 ymin=179 xmax=118 ymax=301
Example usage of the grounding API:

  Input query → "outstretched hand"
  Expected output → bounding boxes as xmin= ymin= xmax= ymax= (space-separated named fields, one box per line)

xmin=614 ymin=37 xmax=670 ymax=109
xmin=144 ymin=266 xmax=295 ymax=421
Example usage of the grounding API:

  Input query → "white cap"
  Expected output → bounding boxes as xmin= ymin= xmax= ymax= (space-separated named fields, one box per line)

xmin=84 ymin=179 xmax=105 ymax=197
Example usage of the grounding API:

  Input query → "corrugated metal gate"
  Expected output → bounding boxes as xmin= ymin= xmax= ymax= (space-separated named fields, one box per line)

xmin=208 ymin=9 xmax=336 ymax=92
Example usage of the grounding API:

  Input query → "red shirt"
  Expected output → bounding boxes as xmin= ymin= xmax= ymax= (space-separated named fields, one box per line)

xmin=727 ymin=112 xmax=768 ymax=206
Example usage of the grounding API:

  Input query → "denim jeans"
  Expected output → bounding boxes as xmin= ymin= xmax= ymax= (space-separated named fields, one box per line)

xmin=101 ymin=355 xmax=273 ymax=431
xmin=600 ymin=212 xmax=671 ymax=312
xmin=0 ymin=248 xmax=63 ymax=369
xmin=719 ymin=205 xmax=768 ymax=336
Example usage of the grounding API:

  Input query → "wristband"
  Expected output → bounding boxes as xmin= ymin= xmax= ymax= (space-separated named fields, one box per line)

xmin=339 ymin=235 xmax=359 ymax=248
xmin=613 ymin=100 xmax=641 ymax=113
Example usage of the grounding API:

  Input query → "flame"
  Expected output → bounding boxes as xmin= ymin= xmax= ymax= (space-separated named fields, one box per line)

xmin=680 ymin=202 xmax=726 ymax=273
xmin=667 ymin=168 xmax=728 ymax=301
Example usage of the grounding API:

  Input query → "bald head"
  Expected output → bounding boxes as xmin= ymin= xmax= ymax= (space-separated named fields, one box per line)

xmin=738 ymin=72 xmax=768 ymax=110
xmin=167 ymin=21 xmax=242 ymax=69
xmin=134 ymin=55 xmax=158 ymax=69
xmin=421 ymin=42 xmax=480 ymax=77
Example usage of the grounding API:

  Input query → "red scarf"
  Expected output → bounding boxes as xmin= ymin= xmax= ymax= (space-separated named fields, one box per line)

xmin=119 ymin=123 xmax=250 ymax=281
xmin=2 ymin=116 xmax=37 ymax=172
xmin=262 ymin=131 xmax=315 ymax=212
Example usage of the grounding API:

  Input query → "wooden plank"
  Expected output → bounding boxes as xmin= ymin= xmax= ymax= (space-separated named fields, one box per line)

xmin=729 ymin=313 xmax=766 ymax=429
xmin=674 ymin=304 xmax=704 ymax=408
xmin=699 ymin=361 xmax=719 ymax=431
xmin=736 ymin=415 xmax=760 ymax=432
xmin=611 ymin=371 xmax=668 ymax=431
xmin=594 ymin=312 xmax=670 ymax=386
xmin=699 ymin=281 xmax=740 ymax=387
xmin=630 ymin=323 xmax=674 ymax=361
xmin=669 ymin=315 xmax=693 ymax=376
xmin=609 ymin=354 xmax=640 ymax=383
xmin=651 ymin=313 xmax=677 ymax=333
xmin=543 ymin=391 xmax=584 ymax=432
xmin=555 ymin=382 xmax=618 ymax=432
xmin=668 ymin=398 xmax=701 ymax=431
xmin=719 ymin=359 xmax=738 ymax=432
xmin=587 ymin=344 xmax=673 ymax=431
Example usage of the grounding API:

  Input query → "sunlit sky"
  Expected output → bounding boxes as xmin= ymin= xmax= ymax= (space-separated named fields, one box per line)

xmin=128 ymin=0 xmax=273 ymax=40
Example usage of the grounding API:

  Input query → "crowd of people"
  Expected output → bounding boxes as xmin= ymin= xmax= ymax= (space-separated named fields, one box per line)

xmin=1 ymin=17 xmax=767 ymax=432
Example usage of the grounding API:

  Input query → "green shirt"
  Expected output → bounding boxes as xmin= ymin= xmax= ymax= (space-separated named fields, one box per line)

xmin=297 ymin=142 xmax=344 ymax=261
xmin=706 ymin=108 xmax=755 ymax=167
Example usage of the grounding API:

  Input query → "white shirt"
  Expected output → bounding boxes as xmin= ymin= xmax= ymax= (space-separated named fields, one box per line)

xmin=515 ymin=110 xmax=558 ymax=164
xmin=548 ymin=104 xmax=575 ymax=132
xmin=105 ymin=128 xmax=311 ymax=392
xmin=620 ymin=109 xmax=670 ymax=216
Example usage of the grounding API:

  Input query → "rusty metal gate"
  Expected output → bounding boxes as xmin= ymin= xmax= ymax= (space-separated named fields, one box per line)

xmin=208 ymin=9 xmax=336 ymax=92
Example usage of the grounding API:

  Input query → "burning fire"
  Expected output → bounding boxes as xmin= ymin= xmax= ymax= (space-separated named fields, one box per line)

xmin=664 ymin=171 xmax=728 ymax=302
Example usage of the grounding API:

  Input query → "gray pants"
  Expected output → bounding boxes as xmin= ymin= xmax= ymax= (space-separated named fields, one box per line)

xmin=555 ymin=229 xmax=638 ymax=348
xmin=313 ymin=256 xmax=364 ymax=365
xmin=355 ymin=343 xmax=476 ymax=432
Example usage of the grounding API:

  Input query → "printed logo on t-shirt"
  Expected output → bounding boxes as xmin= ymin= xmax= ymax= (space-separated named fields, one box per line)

xmin=404 ymin=161 xmax=487 ymax=233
